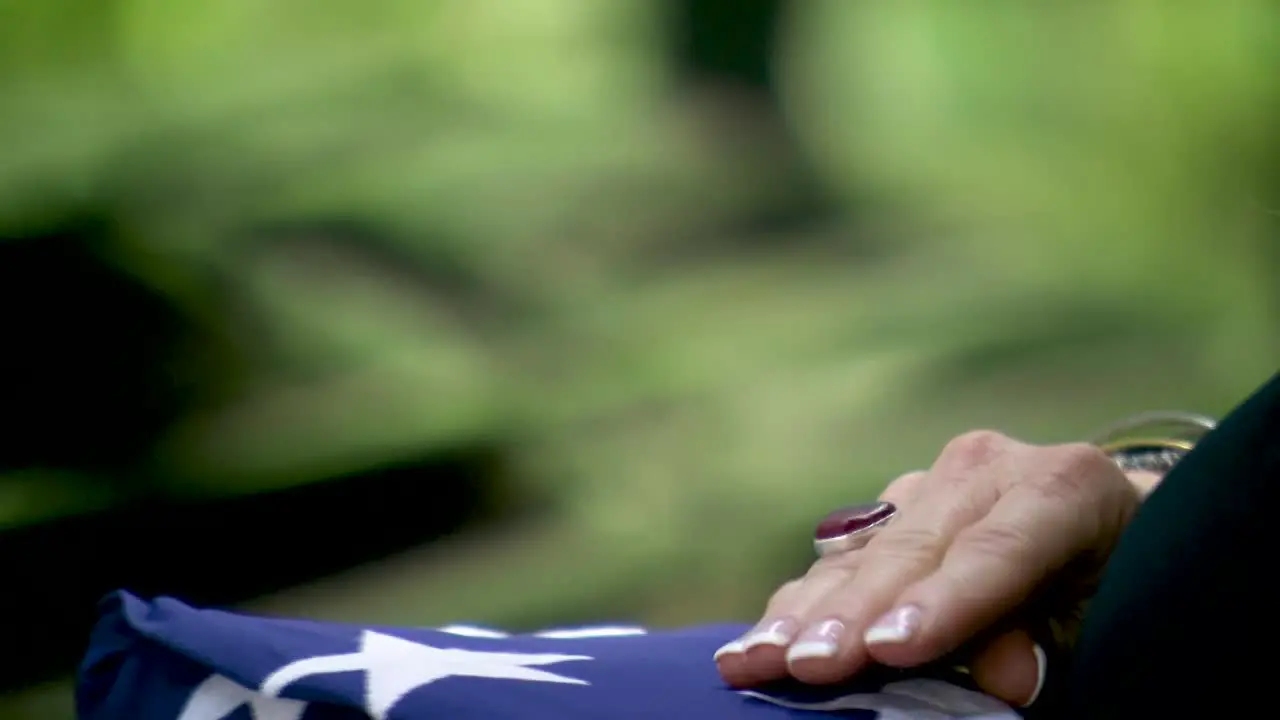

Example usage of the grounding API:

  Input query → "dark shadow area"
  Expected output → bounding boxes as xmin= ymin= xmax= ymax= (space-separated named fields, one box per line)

xmin=0 ymin=443 xmax=508 ymax=692
xmin=659 ymin=0 xmax=876 ymax=262
xmin=673 ymin=0 xmax=783 ymax=96
xmin=0 ymin=212 xmax=198 ymax=477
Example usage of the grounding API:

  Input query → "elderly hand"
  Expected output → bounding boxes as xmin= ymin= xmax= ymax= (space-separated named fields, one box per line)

xmin=714 ymin=430 xmax=1155 ymax=708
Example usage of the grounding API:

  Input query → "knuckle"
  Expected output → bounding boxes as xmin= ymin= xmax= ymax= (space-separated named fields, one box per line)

xmin=765 ymin=579 xmax=806 ymax=610
xmin=867 ymin=526 xmax=946 ymax=565
xmin=880 ymin=470 xmax=927 ymax=502
xmin=1033 ymin=467 xmax=1093 ymax=504
xmin=1046 ymin=442 xmax=1138 ymax=534
xmin=807 ymin=550 xmax=861 ymax=578
xmin=952 ymin=521 xmax=1034 ymax=564
xmin=1035 ymin=443 xmax=1119 ymax=501
xmin=894 ymin=469 xmax=929 ymax=487
xmin=1055 ymin=442 xmax=1116 ymax=475
xmin=939 ymin=429 xmax=1013 ymax=468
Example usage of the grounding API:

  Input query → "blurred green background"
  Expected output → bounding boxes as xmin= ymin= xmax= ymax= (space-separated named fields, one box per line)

xmin=1 ymin=1 xmax=1277 ymax=717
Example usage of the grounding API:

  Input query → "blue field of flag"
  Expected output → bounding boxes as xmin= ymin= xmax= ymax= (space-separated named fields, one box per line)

xmin=76 ymin=591 xmax=1018 ymax=719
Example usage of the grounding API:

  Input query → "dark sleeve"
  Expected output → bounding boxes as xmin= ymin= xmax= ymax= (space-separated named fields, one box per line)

xmin=1066 ymin=371 xmax=1280 ymax=718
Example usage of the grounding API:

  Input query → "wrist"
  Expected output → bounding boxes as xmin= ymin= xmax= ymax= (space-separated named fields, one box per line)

xmin=1091 ymin=411 xmax=1218 ymax=495
xmin=1123 ymin=470 xmax=1164 ymax=496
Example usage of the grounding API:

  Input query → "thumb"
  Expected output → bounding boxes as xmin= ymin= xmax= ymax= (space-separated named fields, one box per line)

xmin=968 ymin=628 xmax=1046 ymax=709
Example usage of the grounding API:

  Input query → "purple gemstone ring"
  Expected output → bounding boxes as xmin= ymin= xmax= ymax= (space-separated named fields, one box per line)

xmin=813 ymin=502 xmax=897 ymax=558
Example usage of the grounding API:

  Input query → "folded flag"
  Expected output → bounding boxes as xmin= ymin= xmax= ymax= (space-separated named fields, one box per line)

xmin=76 ymin=591 xmax=1018 ymax=720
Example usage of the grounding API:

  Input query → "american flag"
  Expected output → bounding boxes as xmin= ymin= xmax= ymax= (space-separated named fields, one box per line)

xmin=77 ymin=591 xmax=1019 ymax=719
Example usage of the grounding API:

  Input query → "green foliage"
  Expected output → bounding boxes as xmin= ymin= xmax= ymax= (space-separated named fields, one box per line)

xmin=1 ymin=3 xmax=1277 ymax=714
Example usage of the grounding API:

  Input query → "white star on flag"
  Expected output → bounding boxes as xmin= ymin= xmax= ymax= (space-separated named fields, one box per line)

xmin=259 ymin=630 xmax=593 ymax=719
xmin=176 ymin=674 xmax=308 ymax=720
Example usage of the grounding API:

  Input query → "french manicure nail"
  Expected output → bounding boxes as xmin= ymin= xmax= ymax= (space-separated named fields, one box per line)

xmin=863 ymin=604 xmax=922 ymax=645
xmin=740 ymin=618 xmax=800 ymax=650
xmin=1023 ymin=643 xmax=1047 ymax=707
xmin=786 ymin=619 xmax=846 ymax=662
xmin=712 ymin=639 xmax=746 ymax=661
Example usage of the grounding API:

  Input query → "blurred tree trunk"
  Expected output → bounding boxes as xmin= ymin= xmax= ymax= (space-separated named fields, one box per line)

xmin=673 ymin=0 xmax=782 ymax=96
xmin=666 ymin=0 xmax=859 ymax=248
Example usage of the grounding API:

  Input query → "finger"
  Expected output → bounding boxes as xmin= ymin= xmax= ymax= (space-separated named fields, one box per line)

xmin=879 ymin=469 xmax=928 ymax=506
xmin=865 ymin=445 xmax=1133 ymax=668
xmin=716 ymin=570 xmax=859 ymax=687
xmin=969 ymin=628 xmax=1046 ymax=709
xmin=715 ymin=578 xmax=811 ymax=687
xmin=722 ymin=529 xmax=874 ymax=684
xmin=719 ymin=469 xmax=927 ymax=687
xmin=784 ymin=437 xmax=1012 ymax=684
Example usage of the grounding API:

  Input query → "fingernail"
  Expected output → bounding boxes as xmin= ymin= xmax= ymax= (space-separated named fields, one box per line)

xmin=863 ymin=604 xmax=922 ymax=645
xmin=786 ymin=619 xmax=846 ymax=662
xmin=712 ymin=639 xmax=745 ymax=661
xmin=1023 ymin=643 xmax=1047 ymax=708
xmin=740 ymin=618 xmax=800 ymax=650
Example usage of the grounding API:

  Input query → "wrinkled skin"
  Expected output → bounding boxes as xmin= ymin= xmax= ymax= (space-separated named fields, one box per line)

xmin=716 ymin=430 xmax=1152 ymax=707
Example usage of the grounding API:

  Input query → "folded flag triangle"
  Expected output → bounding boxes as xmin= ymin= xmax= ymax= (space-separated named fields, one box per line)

xmin=77 ymin=591 xmax=1018 ymax=720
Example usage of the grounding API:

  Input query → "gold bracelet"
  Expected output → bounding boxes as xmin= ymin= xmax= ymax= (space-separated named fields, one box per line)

xmin=1090 ymin=411 xmax=1217 ymax=475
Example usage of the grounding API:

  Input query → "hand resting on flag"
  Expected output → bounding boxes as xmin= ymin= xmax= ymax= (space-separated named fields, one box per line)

xmin=72 ymin=431 xmax=1184 ymax=719
xmin=77 ymin=591 xmax=1022 ymax=719
xmin=715 ymin=430 xmax=1161 ymax=709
